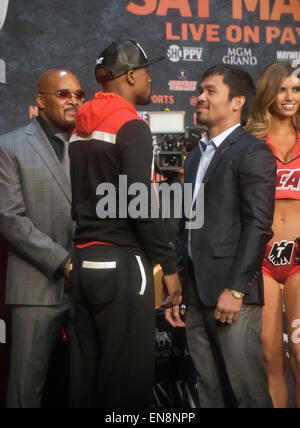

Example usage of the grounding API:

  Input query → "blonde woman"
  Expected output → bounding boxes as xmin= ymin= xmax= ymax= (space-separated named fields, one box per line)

xmin=247 ymin=62 xmax=300 ymax=408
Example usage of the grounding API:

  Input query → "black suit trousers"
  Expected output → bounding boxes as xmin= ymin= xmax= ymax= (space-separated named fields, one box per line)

xmin=69 ymin=244 xmax=155 ymax=408
xmin=186 ymin=277 xmax=274 ymax=408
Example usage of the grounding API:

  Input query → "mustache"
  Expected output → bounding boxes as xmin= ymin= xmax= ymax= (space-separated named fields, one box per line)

xmin=197 ymin=103 xmax=209 ymax=108
xmin=64 ymin=107 xmax=79 ymax=112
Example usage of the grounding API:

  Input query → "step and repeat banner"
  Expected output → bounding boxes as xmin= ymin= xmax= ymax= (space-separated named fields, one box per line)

xmin=0 ymin=0 xmax=299 ymax=133
xmin=0 ymin=0 xmax=299 ymax=407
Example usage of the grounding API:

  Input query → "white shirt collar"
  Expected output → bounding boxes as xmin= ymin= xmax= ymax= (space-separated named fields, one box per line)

xmin=200 ymin=123 xmax=241 ymax=148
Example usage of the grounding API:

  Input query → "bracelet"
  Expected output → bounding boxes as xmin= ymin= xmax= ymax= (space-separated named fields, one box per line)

xmin=225 ymin=288 xmax=245 ymax=300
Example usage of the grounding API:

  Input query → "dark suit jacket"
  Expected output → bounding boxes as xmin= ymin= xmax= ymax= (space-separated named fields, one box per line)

xmin=176 ymin=126 xmax=277 ymax=307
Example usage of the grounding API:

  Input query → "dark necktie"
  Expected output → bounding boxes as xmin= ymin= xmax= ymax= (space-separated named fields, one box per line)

xmin=54 ymin=133 xmax=70 ymax=182
xmin=200 ymin=140 xmax=207 ymax=154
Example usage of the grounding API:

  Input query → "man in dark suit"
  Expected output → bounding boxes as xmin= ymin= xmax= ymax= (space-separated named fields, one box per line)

xmin=166 ymin=65 xmax=276 ymax=408
xmin=0 ymin=69 xmax=84 ymax=407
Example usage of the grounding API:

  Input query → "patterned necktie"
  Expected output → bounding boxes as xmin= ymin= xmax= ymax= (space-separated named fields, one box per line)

xmin=54 ymin=133 xmax=70 ymax=182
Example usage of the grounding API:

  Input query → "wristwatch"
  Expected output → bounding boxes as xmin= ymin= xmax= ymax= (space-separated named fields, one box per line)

xmin=226 ymin=288 xmax=245 ymax=300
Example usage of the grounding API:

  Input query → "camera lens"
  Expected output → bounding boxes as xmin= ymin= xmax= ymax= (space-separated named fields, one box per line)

xmin=160 ymin=154 xmax=182 ymax=169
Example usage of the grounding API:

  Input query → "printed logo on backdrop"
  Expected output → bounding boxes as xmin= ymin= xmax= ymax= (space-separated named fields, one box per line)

xmin=223 ymin=47 xmax=258 ymax=66
xmin=126 ymin=0 xmax=300 ymax=45
xmin=156 ymin=328 xmax=172 ymax=351
xmin=178 ymin=69 xmax=188 ymax=81
xmin=169 ymin=68 xmax=198 ymax=92
xmin=137 ymin=111 xmax=149 ymax=122
xmin=169 ymin=69 xmax=198 ymax=92
xmin=0 ymin=0 xmax=9 ymax=84
xmin=151 ymin=94 xmax=175 ymax=105
xmin=169 ymin=80 xmax=197 ymax=92
xmin=167 ymin=45 xmax=203 ymax=63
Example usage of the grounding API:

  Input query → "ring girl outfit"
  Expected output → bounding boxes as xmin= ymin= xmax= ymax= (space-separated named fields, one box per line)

xmin=263 ymin=131 xmax=300 ymax=284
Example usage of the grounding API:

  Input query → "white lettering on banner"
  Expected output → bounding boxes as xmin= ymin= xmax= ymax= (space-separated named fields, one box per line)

xmin=167 ymin=45 xmax=182 ymax=62
xmin=137 ymin=111 xmax=149 ymax=122
xmin=0 ymin=319 xmax=6 ymax=344
xmin=278 ymin=51 xmax=300 ymax=69
xmin=277 ymin=51 xmax=300 ymax=61
xmin=223 ymin=47 xmax=258 ymax=65
xmin=183 ymin=46 xmax=203 ymax=61
xmin=0 ymin=0 xmax=9 ymax=31
xmin=167 ymin=45 xmax=203 ymax=63
xmin=0 ymin=59 xmax=6 ymax=84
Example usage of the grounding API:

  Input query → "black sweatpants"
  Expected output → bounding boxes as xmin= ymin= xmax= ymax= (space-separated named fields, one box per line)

xmin=69 ymin=244 xmax=155 ymax=408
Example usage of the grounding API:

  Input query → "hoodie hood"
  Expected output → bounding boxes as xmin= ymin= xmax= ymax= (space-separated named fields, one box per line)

xmin=74 ymin=92 xmax=143 ymax=137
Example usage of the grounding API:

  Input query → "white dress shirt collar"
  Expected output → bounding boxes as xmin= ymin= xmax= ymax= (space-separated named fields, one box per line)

xmin=200 ymin=123 xmax=241 ymax=149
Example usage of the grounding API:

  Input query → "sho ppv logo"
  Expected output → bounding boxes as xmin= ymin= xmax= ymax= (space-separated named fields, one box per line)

xmin=167 ymin=45 xmax=203 ymax=63
xmin=0 ymin=0 xmax=9 ymax=31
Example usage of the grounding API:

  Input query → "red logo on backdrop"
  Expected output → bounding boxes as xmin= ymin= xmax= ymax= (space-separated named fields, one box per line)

xmin=0 ymin=0 xmax=9 ymax=31
xmin=151 ymin=94 xmax=175 ymax=105
xmin=169 ymin=80 xmax=197 ymax=92
xmin=190 ymin=96 xmax=198 ymax=107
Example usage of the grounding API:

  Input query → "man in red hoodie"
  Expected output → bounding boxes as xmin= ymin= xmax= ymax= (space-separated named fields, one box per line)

xmin=68 ymin=40 xmax=182 ymax=408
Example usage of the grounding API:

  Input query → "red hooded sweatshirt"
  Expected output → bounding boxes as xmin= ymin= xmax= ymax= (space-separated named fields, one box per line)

xmin=69 ymin=92 xmax=177 ymax=275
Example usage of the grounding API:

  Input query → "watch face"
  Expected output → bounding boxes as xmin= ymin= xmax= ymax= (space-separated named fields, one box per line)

xmin=0 ymin=0 xmax=9 ymax=31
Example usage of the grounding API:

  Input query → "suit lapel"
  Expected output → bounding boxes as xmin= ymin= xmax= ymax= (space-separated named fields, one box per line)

xmin=25 ymin=119 xmax=71 ymax=202
xmin=203 ymin=126 xmax=244 ymax=185
xmin=186 ymin=145 xmax=202 ymax=193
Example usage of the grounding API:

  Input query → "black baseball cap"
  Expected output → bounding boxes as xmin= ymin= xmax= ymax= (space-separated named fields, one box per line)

xmin=95 ymin=40 xmax=165 ymax=82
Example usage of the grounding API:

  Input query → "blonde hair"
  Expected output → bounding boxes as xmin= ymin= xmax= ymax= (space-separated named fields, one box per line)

xmin=246 ymin=62 xmax=300 ymax=139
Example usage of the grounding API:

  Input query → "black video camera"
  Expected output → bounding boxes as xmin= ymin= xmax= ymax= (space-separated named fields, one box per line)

xmin=149 ymin=110 xmax=206 ymax=175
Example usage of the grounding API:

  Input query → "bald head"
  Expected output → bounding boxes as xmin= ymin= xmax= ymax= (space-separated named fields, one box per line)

xmin=38 ymin=69 xmax=79 ymax=93
xmin=36 ymin=69 xmax=84 ymax=131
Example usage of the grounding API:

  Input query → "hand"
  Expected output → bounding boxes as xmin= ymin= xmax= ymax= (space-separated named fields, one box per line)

xmin=161 ymin=273 xmax=182 ymax=308
xmin=64 ymin=258 xmax=72 ymax=282
xmin=165 ymin=306 xmax=186 ymax=328
xmin=214 ymin=289 xmax=243 ymax=324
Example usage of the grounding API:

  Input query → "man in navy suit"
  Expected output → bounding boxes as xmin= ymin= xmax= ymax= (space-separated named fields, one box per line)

xmin=167 ymin=65 xmax=276 ymax=408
